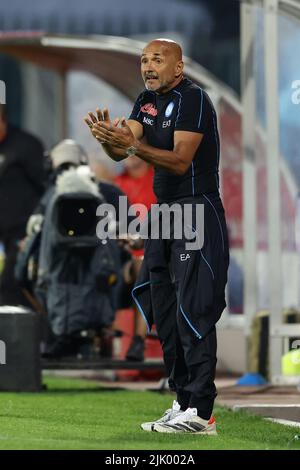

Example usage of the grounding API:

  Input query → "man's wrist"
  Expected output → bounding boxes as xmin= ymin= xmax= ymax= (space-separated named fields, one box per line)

xmin=125 ymin=140 xmax=140 ymax=156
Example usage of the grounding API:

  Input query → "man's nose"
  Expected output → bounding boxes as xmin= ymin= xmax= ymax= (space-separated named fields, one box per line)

xmin=143 ymin=64 xmax=155 ymax=73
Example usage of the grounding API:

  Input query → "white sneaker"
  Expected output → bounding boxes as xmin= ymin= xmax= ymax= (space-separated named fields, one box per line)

xmin=153 ymin=408 xmax=217 ymax=435
xmin=141 ymin=400 xmax=182 ymax=431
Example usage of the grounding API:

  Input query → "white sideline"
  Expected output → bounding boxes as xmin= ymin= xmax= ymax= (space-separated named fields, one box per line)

xmin=265 ymin=418 xmax=300 ymax=428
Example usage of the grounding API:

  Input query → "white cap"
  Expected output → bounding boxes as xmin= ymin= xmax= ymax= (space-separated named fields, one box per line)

xmin=50 ymin=139 xmax=87 ymax=168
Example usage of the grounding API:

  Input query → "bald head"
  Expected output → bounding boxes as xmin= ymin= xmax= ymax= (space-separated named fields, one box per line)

xmin=143 ymin=39 xmax=182 ymax=61
xmin=141 ymin=38 xmax=184 ymax=94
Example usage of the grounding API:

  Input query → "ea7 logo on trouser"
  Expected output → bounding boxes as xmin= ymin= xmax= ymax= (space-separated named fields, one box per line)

xmin=180 ymin=254 xmax=190 ymax=261
xmin=0 ymin=340 xmax=6 ymax=365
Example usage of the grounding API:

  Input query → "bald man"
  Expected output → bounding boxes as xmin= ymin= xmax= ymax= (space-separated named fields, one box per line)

xmin=85 ymin=39 xmax=229 ymax=435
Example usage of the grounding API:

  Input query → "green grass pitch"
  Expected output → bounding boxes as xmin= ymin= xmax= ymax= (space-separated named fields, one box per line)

xmin=0 ymin=376 xmax=299 ymax=450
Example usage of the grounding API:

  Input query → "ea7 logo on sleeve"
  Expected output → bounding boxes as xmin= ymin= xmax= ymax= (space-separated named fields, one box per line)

xmin=0 ymin=340 xmax=6 ymax=365
xmin=180 ymin=253 xmax=190 ymax=261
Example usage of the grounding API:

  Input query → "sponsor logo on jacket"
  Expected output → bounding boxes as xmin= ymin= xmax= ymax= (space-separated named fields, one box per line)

xmin=140 ymin=103 xmax=158 ymax=117
xmin=143 ymin=117 xmax=154 ymax=126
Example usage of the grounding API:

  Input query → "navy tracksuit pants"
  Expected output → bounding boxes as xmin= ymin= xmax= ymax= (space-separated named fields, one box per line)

xmin=132 ymin=192 xmax=229 ymax=419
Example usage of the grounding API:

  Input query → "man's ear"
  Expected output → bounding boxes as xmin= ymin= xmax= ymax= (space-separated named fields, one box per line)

xmin=175 ymin=60 xmax=184 ymax=78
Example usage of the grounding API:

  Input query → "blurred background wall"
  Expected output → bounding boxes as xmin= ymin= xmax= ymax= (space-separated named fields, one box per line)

xmin=0 ymin=0 xmax=240 ymax=144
